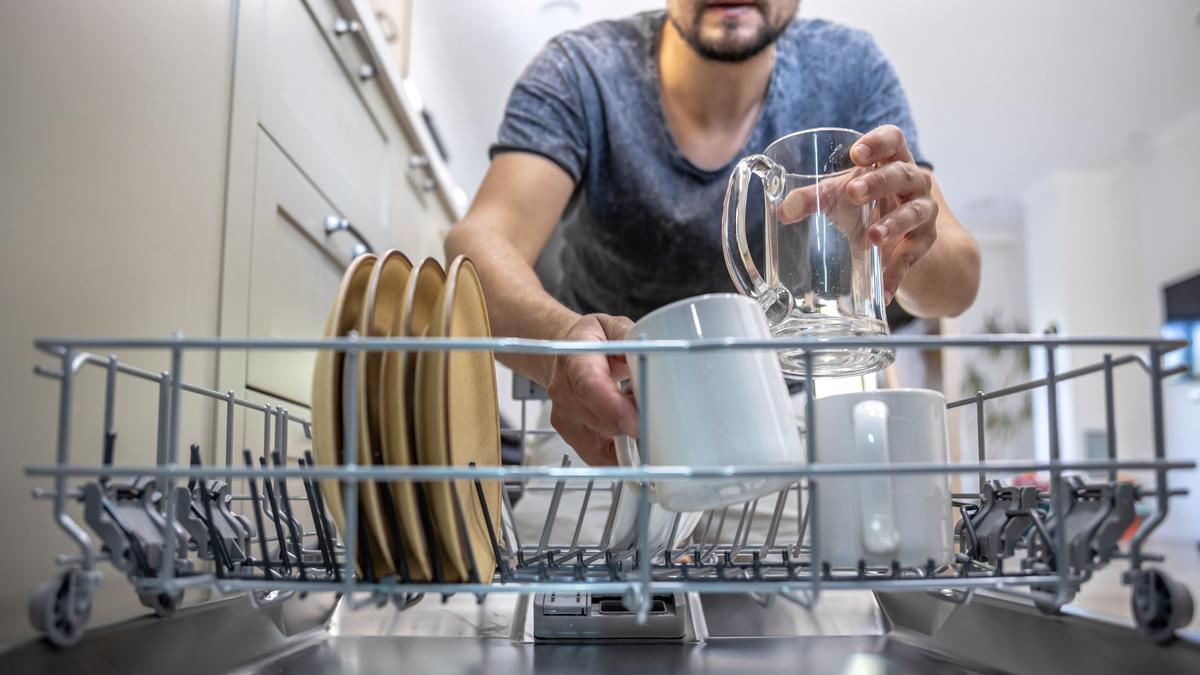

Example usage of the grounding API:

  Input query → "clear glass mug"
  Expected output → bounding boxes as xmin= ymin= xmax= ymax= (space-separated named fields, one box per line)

xmin=722 ymin=127 xmax=895 ymax=378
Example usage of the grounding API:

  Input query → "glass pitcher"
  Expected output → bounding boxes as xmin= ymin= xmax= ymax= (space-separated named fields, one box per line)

xmin=722 ymin=127 xmax=894 ymax=379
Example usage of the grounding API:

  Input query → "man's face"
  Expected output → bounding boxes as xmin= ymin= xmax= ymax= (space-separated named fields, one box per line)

xmin=666 ymin=0 xmax=799 ymax=62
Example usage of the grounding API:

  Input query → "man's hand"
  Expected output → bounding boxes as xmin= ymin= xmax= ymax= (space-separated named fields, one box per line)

xmin=546 ymin=313 xmax=639 ymax=466
xmin=846 ymin=125 xmax=939 ymax=305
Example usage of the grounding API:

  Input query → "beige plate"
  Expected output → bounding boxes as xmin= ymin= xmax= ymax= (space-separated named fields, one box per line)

xmin=379 ymin=258 xmax=446 ymax=581
xmin=357 ymin=250 xmax=413 ymax=577
xmin=414 ymin=256 xmax=502 ymax=582
xmin=312 ymin=253 xmax=377 ymax=575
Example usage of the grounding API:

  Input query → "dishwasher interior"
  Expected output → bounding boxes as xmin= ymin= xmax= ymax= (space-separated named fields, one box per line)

xmin=5 ymin=332 xmax=1199 ymax=674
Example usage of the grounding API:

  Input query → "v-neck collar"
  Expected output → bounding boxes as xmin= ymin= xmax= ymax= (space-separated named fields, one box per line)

xmin=643 ymin=12 xmax=787 ymax=180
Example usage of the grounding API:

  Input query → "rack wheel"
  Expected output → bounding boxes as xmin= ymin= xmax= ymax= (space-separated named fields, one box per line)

xmin=28 ymin=569 xmax=96 ymax=648
xmin=139 ymin=588 xmax=184 ymax=618
xmin=1131 ymin=568 xmax=1195 ymax=644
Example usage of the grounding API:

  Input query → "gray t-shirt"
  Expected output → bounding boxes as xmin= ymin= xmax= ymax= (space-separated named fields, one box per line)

xmin=491 ymin=11 xmax=927 ymax=321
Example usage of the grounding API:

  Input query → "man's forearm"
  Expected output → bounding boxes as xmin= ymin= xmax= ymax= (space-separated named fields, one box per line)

xmin=444 ymin=220 xmax=579 ymax=385
xmin=895 ymin=176 xmax=980 ymax=318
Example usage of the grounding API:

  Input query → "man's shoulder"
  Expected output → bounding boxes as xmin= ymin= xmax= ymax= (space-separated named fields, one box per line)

xmin=544 ymin=11 xmax=658 ymax=65
xmin=780 ymin=17 xmax=876 ymax=52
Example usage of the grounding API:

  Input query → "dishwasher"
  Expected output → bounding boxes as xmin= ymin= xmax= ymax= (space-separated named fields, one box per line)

xmin=4 ymin=332 xmax=1198 ymax=674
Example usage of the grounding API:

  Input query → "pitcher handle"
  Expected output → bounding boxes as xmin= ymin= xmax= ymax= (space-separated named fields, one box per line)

xmin=853 ymin=400 xmax=900 ymax=557
xmin=721 ymin=154 xmax=791 ymax=324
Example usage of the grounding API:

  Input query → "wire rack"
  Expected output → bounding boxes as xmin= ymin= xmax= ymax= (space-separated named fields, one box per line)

xmin=22 ymin=333 xmax=1197 ymax=647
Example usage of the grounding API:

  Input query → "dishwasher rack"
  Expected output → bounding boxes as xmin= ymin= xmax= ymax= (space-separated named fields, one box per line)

xmin=22 ymin=333 xmax=1197 ymax=647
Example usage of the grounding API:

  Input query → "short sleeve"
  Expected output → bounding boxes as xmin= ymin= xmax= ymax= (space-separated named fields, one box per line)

xmin=489 ymin=40 xmax=590 ymax=183
xmin=852 ymin=35 xmax=931 ymax=169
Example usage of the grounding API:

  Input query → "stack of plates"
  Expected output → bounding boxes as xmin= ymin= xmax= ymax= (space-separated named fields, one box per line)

xmin=312 ymin=252 xmax=501 ymax=582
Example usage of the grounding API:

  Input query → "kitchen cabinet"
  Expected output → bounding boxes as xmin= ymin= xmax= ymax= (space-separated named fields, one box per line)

xmin=0 ymin=0 xmax=461 ymax=646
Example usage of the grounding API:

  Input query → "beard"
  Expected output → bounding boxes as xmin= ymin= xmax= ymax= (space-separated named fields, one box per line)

xmin=668 ymin=1 xmax=796 ymax=63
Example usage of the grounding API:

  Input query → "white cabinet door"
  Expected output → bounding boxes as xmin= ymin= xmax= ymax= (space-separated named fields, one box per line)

xmin=244 ymin=130 xmax=359 ymax=406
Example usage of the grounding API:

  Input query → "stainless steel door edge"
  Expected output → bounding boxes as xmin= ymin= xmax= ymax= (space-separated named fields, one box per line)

xmin=877 ymin=591 xmax=1200 ymax=675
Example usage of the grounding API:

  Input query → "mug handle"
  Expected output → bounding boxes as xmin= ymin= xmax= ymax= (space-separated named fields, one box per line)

xmin=853 ymin=400 xmax=900 ymax=556
xmin=721 ymin=154 xmax=792 ymax=324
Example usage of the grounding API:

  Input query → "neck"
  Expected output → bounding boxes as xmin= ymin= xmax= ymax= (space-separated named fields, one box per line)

xmin=658 ymin=19 xmax=775 ymax=128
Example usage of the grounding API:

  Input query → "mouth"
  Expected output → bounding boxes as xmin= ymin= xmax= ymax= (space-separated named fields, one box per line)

xmin=702 ymin=0 xmax=761 ymax=18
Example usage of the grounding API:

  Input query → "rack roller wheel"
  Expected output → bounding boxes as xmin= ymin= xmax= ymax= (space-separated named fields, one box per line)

xmin=139 ymin=588 xmax=184 ymax=618
xmin=1131 ymin=568 xmax=1194 ymax=644
xmin=29 ymin=569 xmax=97 ymax=648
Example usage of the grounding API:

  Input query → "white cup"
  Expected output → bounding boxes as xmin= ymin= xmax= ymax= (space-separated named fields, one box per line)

xmin=812 ymin=388 xmax=954 ymax=568
xmin=619 ymin=293 xmax=805 ymax=512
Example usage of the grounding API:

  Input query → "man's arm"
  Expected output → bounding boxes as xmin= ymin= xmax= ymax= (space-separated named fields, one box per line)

xmin=444 ymin=153 xmax=577 ymax=382
xmin=444 ymin=152 xmax=638 ymax=464
xmin=892 ymin=172 xmax=979 ymax=318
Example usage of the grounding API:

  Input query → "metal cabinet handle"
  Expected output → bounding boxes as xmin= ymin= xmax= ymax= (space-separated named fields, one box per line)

xmin=333 ymin=16 xmax=376 ymax=83
xmin=324 ymin=216 xmax=374 ymax=258
xmin=333 ymin=17 xmax=361 ymax=35
xmin=408 ymin=154 xmax=430 ymax=170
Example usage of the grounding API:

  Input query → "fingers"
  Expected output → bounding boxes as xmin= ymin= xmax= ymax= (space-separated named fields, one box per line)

xmin=882 ymin=225 xmax=937 ymax=303
xmin=847 ymin=161 xmax=932 ymax=206
xmin=550 ymin=407 xmax=617 ymax=466
xmin=868 ymin=196 xmax=938 ymax=246
xmin=777 ymin=185 xmax=816 ymax=223
xmin=561 ymin=353 xmax=638 ymax=436
xmin=850 ymin=124 xmax=913 ymax=167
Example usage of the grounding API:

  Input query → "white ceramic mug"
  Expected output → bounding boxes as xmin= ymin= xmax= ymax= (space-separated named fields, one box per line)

xmin=620 ymin=293 xmax=805 ymax=512
xmin=813 ymin=389 xmax=954 ymax=568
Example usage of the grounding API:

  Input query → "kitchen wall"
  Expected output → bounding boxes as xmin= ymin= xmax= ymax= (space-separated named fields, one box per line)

xmin=1021 ymin=105 xmax=1200 ymax=541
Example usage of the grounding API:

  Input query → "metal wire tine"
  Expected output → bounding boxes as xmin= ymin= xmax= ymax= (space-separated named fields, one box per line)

xmin=804 ymin=349 xmax=820 ymax=600
xmin=224 ymin=390 xmax=236 ymax=486
xmin=728 ymin=500 xmax=754 ymax=559
xmin=1044 ymin=344 xmax=1070 ymax=606
xmin=793 ymin=482 xmax=806 ymax=555
xmin=761 ymin=485 xmax=790 ymax=556
xmin=732 ymin=498 xmax=759 ymax=559
xmin=499 ymin=480 xmax=521 ymax=554
xmin=1102 ymin=354 xmax=1118 ymax=483
xmin=155 ymin=371 xmax=170 ymax=467
xmin=664 ymin=512 xmax=682 ymax=563
xmin=598 ymin=477 xmax=624 ymax=553
xmin=272 ymin=451 xmax=307 ymax=581
xmin=259 ymin=456 xmax=290 ymax=573
xmin=703 ymin=506 xmax=730 ymax=560
xmin=567 ymin=479 xmax=595 ymax=555
xmin=262 ymin=406 xmax=272 ymax=463
xmin=536 ymin=455 xmax=571 ymax=555
xmin=198 ymin=465 xmax=231 ymax=577
xmin=470 ymin=463 xmax=507 ymax=580
xmin=159 ymin=342 xmax=184 ymax=581
xmin=975 ymin=391 xmax=986 ymax=493
xmin=696 ymin=510 xmax=716 ymax=554
xmin=341 ymin=343 xmax=360 ymax=584
xmin=245 ymin=450 xmax=274 ymax=579
xmin=101 ymin=355 xmax=118 ymax=473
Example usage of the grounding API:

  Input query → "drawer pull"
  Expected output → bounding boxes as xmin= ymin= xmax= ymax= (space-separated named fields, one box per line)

xmin=408 ymin=154 xmax=430 ymax=169
xmin=324 ymin=216 xmax=374 ymax=257
xmin=357 ymin=63 xmax=376 ymax=81
xmin=332 ymin=17 xmax=361 ymax=36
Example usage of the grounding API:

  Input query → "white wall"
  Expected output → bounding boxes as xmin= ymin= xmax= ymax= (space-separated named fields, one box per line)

xmin=1021 ymin=106 xmax=1200 ymax=540
xmin=946 ymin=217 xmax=1036 ymax=480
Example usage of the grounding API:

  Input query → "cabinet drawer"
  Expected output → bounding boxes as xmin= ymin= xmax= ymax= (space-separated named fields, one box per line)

xmin=261 ymin=0 xmax=393 ymax=252
xmin=245 ymin=131 xmax=356 ymax=406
